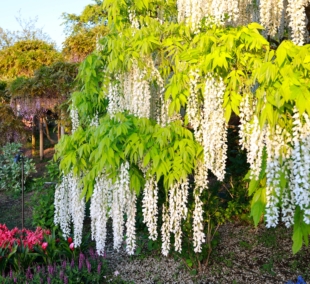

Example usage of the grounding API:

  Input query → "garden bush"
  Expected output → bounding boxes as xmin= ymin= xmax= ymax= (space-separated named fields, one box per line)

xmin=0 ymin=142 xmax=36 ymax=192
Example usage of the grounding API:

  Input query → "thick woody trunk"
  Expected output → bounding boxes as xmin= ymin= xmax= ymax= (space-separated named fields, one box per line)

xmin=43 ymin=117 xmax=57 ymax=144
xmin=39 ymin=117 xmax=44 ymax=161
xmin=306 ymin=4 xmax=310 ymax=39
xmin=31 ymin=115 xmax=36 ymax=157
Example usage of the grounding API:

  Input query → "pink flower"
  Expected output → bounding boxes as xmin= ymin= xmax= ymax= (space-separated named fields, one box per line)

xmin=69 ymin=242 xmax=74 ymax=251
xmin=41 ymin=242 xmax=48 ymax=250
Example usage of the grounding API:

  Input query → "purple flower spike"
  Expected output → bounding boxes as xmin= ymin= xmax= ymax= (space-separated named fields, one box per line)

xmin=47 ymin=277 xmax=51 ymax=284
xmin=62 ymin=260 xmax=67 ymax=269
xmin=60 ymin=270 xmax=64 ymax=280
xmin=64 ymin=276 xmax=68 ymax=284
xmin=97 ymin=262 xmax=101 ymax=274
xmin=26 ymin=267 xmax=32 ymax=280
xmin=70 ymin=258 xmax=75 ymax=268
xmin=79 ymin=252 xmax=85 ymax=270
xmin=48 ymin=265 xmax=54 ymax=275
xmin=86 ymin=259 xmax=91 ymax=273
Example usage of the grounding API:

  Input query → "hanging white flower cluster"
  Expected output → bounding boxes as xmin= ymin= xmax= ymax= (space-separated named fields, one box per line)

xmin=259 ymin=0 xmax=285 ymax=37
xmin=142 ymin=175 xmax=159 ymax=240
xmin=169 ymin=179 xmax=189 ymax=252
xmin=54 ymin=171 xmax=86 ymax=246
xmin=125 ymin=190 xmax=137 ymax=255
xmin=54 ymin=173 xmax=71 ymax=238
xmin=265 ymin=125 xmax=292 ymax=227
xmin=176 ymin=0 xmax=309 ymax=44
xmin=70 ymin=105 xmax=79 ymax=133
xmin=89 ymin=112 xmax=99 ymax=127
xmin=107 ymin=81 xmax=125 ymax=117
xmin=290 ymin=108 xmax=310 ymax=224
xmin=161 ymin=204 xmax=171 ymax=256
xmin=203 ymin=74 xmax=227 ymax=181
xmin=192 ymin=161 xmax=209 ymax=252
xmin=245 ymin=115 xmax=267 ymax=179
xmin=287 ymin=0 xmax=310 ymax=45
xmin=128 ymin=9 xmax=140 ymax=30
xmin=123 ymin=61 xmax=151 ymax=118
xmin=55 ymin=104 xmax=85 ymax=246
xmin=90 ymin=161 xmax=137 ymax=255
xmin=239 ymin=93 xmax=257 ymax=151
xmin=177 ymin=0 xmax=241 ymax=30
xmin=188 ymin=70 xmax=203 ymax=143
xmin=111 ymin=161 xmax=130 ymax=250
xmin=90 ymin=172 xmax=112 ymax=255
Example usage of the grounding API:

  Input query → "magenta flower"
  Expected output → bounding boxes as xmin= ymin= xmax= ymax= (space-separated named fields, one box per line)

xmin=69 ymin=242 xmax=74 ymax=251
xmin=41 ymin=242 xmax=48 ymax=251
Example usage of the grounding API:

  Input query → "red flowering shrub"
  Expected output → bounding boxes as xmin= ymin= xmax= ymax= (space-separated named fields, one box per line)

xmin=0 ymin=224 xmax=50 ymax=251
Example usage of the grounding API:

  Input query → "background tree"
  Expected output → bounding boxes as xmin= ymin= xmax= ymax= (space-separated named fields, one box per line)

xmin=0 ymin=40 xmax=62 ymax=80
xmin=62 ymin=0 xmax=108 ymax=62
xmin=9 ymin=62 xmax=79 ymax=159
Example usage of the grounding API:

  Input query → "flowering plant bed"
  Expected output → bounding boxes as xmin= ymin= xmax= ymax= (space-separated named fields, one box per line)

xmin=0 ymin=224 xmax=50 ymax=251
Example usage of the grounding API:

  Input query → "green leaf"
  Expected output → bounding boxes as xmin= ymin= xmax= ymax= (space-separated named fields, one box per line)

xmin=292 ymin=225 xmax=303 ymax=254
xmin=248 ymin=23 xmax=265 ymax=30
xmin=248 ymin=178 xmax=259 ymax=196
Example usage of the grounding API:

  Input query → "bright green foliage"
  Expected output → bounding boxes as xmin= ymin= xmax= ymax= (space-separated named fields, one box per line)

xmin=0 ymin=40 xmax=62 ymax=80
xmin=62 ymin=0 xmax=108 ymax=62
xmin=55 ymin=113 xmax=202 ymax=200
xmin=55 ymin=0 xmax=310 ymax=254
xmin=0 ymin=143 xmax=36 ymax=192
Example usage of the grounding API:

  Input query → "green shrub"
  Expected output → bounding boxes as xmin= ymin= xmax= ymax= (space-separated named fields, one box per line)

xmin=32 ymin=160 xmax=60 ymax=229
xmin=0 ymin=142 xmax=36 ymax=192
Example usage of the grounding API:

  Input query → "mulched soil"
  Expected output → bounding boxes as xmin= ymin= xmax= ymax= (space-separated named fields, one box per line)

xmin=106 ymin=223 xmax=310 ymax=284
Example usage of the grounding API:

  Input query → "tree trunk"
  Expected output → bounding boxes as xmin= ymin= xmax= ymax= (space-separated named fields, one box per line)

xmin=60 ymin=109 xmax=65 ymax=138
xmin=31 ymin=115 xmax=36 ymax=157
xmin=57 ymin=122 xmax=60 ymax=141
xmin=306 ymin=4 xmax=310 ymax=39
xmin=39 ymin=116 xmax=44 ymax=161
xmin=43 ymin=117 xmax=57 ymax=144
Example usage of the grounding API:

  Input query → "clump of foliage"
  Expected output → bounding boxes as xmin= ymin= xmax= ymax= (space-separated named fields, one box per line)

xmin=32 ymin=161 xmax=60 ymax=229
xmin=0 ymin=224 xmax=129 ymax=284
xmin=62 ymin=0 xmax=108 ymax=62
xmin=0 ymin=142 xmax=36 ymax=192
xmin=0 ymin=40 xmax=62 ymax=80
xmin=54 ymin=0 xmax=310 ymax=264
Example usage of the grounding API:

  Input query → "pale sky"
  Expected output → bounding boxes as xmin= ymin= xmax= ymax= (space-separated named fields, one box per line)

xmin=0 ymin=0 xmax=94 ymax=49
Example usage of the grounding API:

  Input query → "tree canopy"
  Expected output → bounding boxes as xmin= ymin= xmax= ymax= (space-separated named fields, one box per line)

xmin=62 ymin=0 xmax=108 ymax=62
xmin=0 ymin=39 xmax=62 ymax=80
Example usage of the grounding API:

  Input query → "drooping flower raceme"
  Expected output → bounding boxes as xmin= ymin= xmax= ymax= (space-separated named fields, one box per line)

xmin=290 ymin=108 xmax=310 ymax=224
xmin=192 ymin=162 xmax=208 ymax=253
xmin=125 ymin=190 xmax=137 ymax=255
xmin=161 ymin=204 xmax=171 ymax=256
xmin=142 ymin=175 xmax=159 ymax=240
xmin=54 ymin=171 xmax=85 ymax=247
xmin=203 ymin=74 xmax=227 ymax=181
xmin=169 ymin=179 xmax=189 ymax=253
xmin=90 ymin=172 xmax=112 ymax=255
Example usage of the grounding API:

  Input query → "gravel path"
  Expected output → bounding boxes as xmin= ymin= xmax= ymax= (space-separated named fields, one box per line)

xmin=106 ymin=223 xmax=310 ymax=284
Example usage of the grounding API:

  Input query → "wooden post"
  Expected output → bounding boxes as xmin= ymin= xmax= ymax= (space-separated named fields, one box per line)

xmin=31 ymin=115 xmax=36 ymax=156
xmin=61 ymin=109 xmax=65 ymax=137
xmin=39 ymin=116 xmax=44 ymax=161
